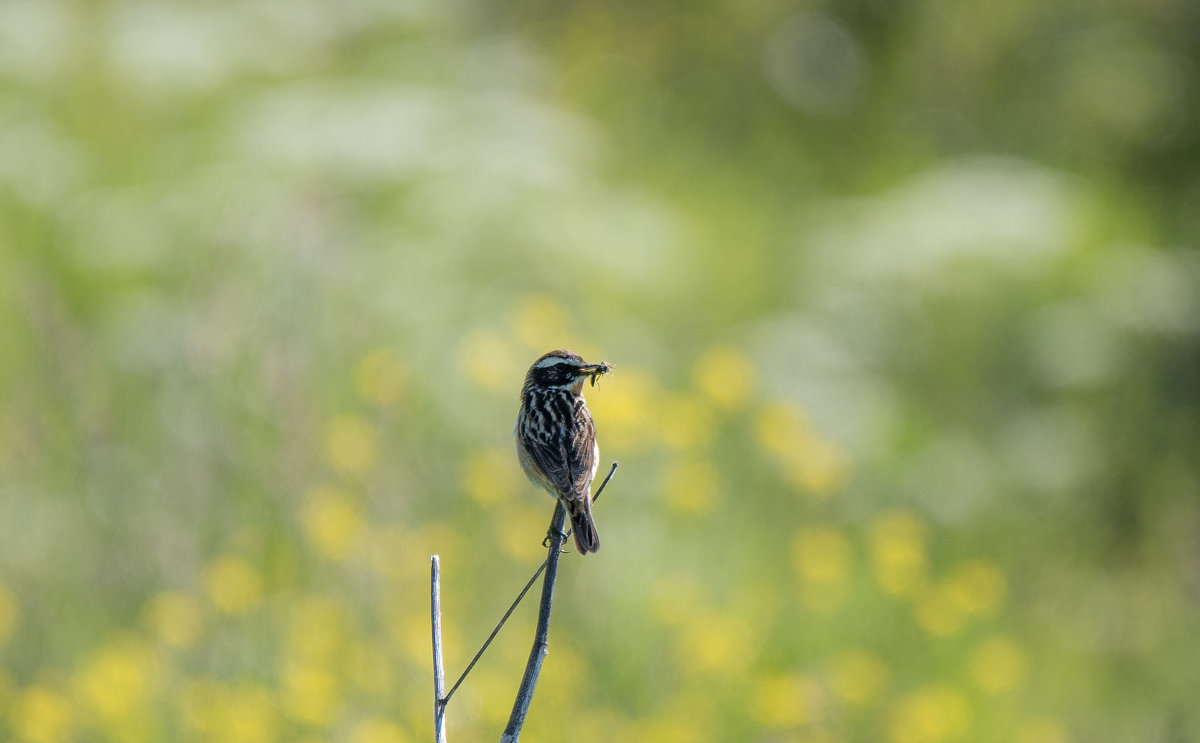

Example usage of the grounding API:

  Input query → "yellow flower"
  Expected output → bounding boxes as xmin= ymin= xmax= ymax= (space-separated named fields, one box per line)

xmin=870 ymin=511 xmax=929 ymax=597
xmin=464 ymin=447 xmax=522 ymax=506
xmin=325 ymin=414 xmax=378 ymax=475
xmin=282 ymin=663 xmax=341 ymax=727
xmin=221 ymin=685 xmax=280 ymax=743
xmin=788 ymin=437 xmax=851 ymax=495
xmin=755 ymin=402 xmax=850 ymax=496
xmin=656 ymin=392 xmax=715 ymax=450
xmin=456 ymin=329 xmax=521 ymax=392
xmin=678 ymin=613 xmax=753 ymax=674
xmin=663 ymin=459 xmax=720 ymax=515
xmin=511 ymin=294 xmax=573 ymax=352
xmin=692 ymin=346 xmax=757 ymax=411
xmin=792 ymin=526 xmax=852 ymax=612
xmin=969 ymin=636 xmax=1027 ymax=694
xmin=948 ymin=560 xmax=1007 ymax=616
xmin=889 ymin=686 xmax=971 ymax=743
xmin=751 ymin=673 xmax=816 ymax=728
xmin=755 ymin=401 xmax=809 ymax=456
xmin=75 ymin=637 xmax=160 ymax=723
xmin=831 ymin=649 xmax=889 ymax=705
xmin=143 ymin=591 xmax=205 ymax=648
xmin=585 ymin=367 xmax=657 ymax=453
xmin=180 ymin=678 xmax=225 ymax=735
xmin=301 ymin=486 xmax=364 ymax=561
xmin=637 ymin=715 xmax=710 ymax=743
xmin=12 ymin=685 xmax=73 ymax=743
xmin=495 ymin=503 xmax=554 ymax=564
xmin=285 ymin=595 xmax=348 ymax=664
xmin=913 ymin=582 xmax=970 ymax=638
xmin=202 ymin=556 xmax=264 ymax=615
xmin=354 ymin=347 xmax=407 ymax=405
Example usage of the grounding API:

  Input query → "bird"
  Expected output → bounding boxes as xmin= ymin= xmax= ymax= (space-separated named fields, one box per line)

xmin=515 ymin=349 xmax=610 ymax=554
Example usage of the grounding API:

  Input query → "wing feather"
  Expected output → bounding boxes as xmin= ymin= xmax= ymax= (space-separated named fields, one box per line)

xmin=521 ymin=393 xmax=597 ymax=502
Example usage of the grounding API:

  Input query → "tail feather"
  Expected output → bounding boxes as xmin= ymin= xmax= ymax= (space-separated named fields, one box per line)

xmin=567 ymin=499 xmax=600 ymax=554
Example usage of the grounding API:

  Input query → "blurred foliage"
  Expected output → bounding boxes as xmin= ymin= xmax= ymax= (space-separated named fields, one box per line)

xmin=2 ymin=0 xmax=1199 ymax=742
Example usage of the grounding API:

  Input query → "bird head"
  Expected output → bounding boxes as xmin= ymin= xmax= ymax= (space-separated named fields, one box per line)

xmin=522 ymin=350 xmax=611 ymax=395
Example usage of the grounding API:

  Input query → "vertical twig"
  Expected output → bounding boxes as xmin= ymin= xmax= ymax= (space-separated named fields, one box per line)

xmin=431 ymin=555 xmax=448 ymax=743
xmin=430 ymin=462 xmax=617 ymax=742
xmin=442 ymin=561 xmax=547 ymax=707
xmin=500 ymin=502 xmax=568 ymax=743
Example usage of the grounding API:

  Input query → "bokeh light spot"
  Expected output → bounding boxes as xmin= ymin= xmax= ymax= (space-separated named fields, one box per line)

xmin=143 ymin=591 xmax=206 ymax=648
xmin=354 ymin=347 xmax=407 ymax=405
xmin=285 ymin=595 xmax=348 ymax=664
xmin=222 ymin=686 xmax=281 ymax=743
xmin=511 ymin=294 xmax=573 ymax=352
xmin=913 ymin=582 xmax=970 ymax=638
xmin=324 ymin=414 xmax=379 ymax=475
xmin=949 ymin=560 xmax=1007 ymax=616
xmin=751 ymin=673 xmax=814 ymax=728
xmin=870 ymin=510 xmax=929 ymax=597
xmin=889 ymin=686 xmax=971 ymax=743
xmin=692 ymin=346 xmax=757 ymax=411
xmin=831 ymin=649 xmax=889 ymax=705
xmin=456 ymin=329 xmax=520 ymax=393
xmin=792 ymin=526 xmax=852 ymax=612
xmin=12 ymin=685 xmax=74 ymax=743
xmin=663 ymin=459 xmax=720 ymax=515
xmin=756 ymin=401 xmax=810 ymax=456
xmin=763 ymin=13 xmax=869 ymax=115
xmin=282 ymin=663 xmax=341 ymax=726
xmin=756 ymin=401 xmax=850 ymax=496
xmin=202 ymin=556 xmax=264 ymax=615
xmin=586 ymin=367 xmax=656 ymax=452
xmin=656 ymin=393 xmax=715 ymax=450
xmin=75 ymin=637 xmax=160 ymax=723
xmin=301 ymin=485 xmax=364 ymax=561
xmin=969 ymin=636 xmax=1027 ymax=694
xmin=464 ymin=447 xmax=521 ymax=506
xmin=678 ymin=613 xmax=753 ymax=674
xmin=496 ymin=503 xmax=555 ymax=564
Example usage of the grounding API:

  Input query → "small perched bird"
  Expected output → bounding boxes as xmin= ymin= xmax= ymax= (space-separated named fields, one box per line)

xmin=515 ymin=349 xmax=610 ymax=554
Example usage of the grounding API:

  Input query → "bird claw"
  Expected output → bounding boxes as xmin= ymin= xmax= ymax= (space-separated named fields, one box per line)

xmin=542 ymin=528 xmax=571 ymax=551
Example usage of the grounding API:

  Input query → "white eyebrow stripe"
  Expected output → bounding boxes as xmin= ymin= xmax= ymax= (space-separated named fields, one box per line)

xmin=534 ymin=355 xmax=579 ymax=369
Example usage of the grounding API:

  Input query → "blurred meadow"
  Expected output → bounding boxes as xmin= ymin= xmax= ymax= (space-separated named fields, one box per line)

xmin=3 ymin=0 xmax=1200 ymax=742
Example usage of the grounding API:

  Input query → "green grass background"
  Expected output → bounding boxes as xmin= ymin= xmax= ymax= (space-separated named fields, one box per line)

xmin=2 ymin=1 xmax=1199 ymax=741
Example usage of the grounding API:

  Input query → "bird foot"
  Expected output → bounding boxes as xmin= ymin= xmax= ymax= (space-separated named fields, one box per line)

xmin=542 ymin=528 xmax=571 ymax=552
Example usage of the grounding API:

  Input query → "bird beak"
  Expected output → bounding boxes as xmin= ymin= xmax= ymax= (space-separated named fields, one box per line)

xmin=579 ymin=362 xmax=611 ymax=387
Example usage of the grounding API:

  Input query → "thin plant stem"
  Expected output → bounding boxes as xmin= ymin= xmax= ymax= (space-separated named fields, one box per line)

xmin=441 ymin=561 xmax=547 ymax=706
xmin=430 ymin=555 xmax=447 ymax=743
xmin=430 ymin=461 xmax=619 ymax=742
xmin=441 ymin=462 xmax=618 ymax=707
xmin=500 ymin=502 xmax=567 ymax=743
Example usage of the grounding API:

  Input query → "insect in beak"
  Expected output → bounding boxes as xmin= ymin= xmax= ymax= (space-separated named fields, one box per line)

xmin=583 ymin=362 xmax=611 ymax=387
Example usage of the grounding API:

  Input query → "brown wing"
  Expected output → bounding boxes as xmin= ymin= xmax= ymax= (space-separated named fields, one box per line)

xmin=521 ymin=393 xmax=596 ymax=502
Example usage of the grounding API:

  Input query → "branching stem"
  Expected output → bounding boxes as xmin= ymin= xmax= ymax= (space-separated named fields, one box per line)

xmin=429 ymin=462 xmax=618 ymax=742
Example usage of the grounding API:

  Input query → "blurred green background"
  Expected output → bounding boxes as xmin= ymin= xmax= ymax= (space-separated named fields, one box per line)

xmin=2 ymin=0 xmax=1199 ymax=742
